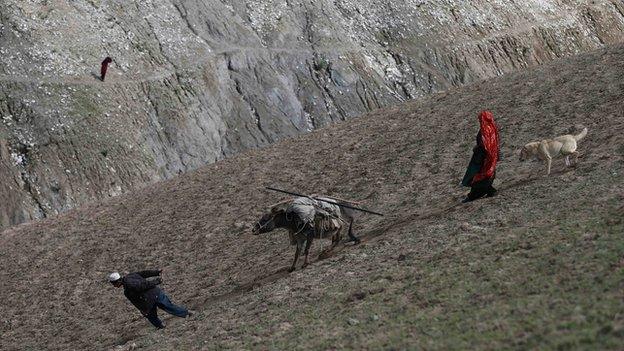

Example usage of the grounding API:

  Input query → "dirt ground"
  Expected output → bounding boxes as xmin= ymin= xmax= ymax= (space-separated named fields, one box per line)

xmin=1 ymin=44 xmax=623 ymax=350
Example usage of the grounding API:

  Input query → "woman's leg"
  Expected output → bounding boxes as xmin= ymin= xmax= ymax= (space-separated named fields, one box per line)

xmin=485 ymin=178 xmax=497 ymax=197
xmin=463 ymin=180 xmax=491 ymax=202
xmin=465 ymin=187 xmax=485 ymax=202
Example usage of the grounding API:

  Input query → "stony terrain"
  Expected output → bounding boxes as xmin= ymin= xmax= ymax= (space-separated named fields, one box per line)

xmin=1 ymin=0 xmax=624 ymax=229
xmin=0 ymin=43 xmax=623 ymax=350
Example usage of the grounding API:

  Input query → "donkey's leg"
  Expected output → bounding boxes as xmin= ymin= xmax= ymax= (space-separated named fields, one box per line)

xmin=319 ymin=229 xmax=341 ymax=259
xmin=289 ymin=241 xmax=302 ymax=272
xmin=347 ymin=218 xmax=361 ymax=244
xmin=332 ymin=231 xmax=341 ymax=248
xmin=302 ymin=234 xmax=314 ymax=269
xmin=329 ymin=232 xmax=340 ymax=252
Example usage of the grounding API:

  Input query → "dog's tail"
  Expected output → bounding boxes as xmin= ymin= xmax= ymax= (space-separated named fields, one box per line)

xmin=574 ymin=127 xmax=588 ymax=142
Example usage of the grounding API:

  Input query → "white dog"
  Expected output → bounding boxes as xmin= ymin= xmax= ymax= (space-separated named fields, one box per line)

xmin=519 ymin=127 xmax=588 ymax=175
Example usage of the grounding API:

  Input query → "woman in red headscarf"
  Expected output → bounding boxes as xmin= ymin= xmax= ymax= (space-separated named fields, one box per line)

xmin=461 ymin=111 xmax=499 ymax=203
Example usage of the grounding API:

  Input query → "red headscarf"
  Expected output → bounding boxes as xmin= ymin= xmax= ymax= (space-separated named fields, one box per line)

xmin=472 ymin=110 xmax=499 ymax=183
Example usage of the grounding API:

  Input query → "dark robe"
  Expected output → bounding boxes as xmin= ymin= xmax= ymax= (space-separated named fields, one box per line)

xmin=462 ymin=131 xmax=497 ymax=201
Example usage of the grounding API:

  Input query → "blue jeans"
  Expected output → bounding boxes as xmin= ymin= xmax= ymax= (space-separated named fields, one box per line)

xmin=145 ymin=291 xmax=189 ymax=328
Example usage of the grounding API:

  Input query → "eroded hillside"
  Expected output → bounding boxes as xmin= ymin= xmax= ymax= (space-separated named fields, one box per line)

xmin=0 ymin=43 xmax=623 ymax=350
xmin=1 ymin=0 xmax=623 ymax=228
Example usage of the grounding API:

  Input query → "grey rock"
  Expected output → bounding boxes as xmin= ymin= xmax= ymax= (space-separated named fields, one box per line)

xmin=347 ymin=317 xmax=360 ymax=326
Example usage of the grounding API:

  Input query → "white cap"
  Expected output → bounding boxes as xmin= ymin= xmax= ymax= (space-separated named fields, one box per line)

xmin=108 ymin=272 xmax=121 ymax=282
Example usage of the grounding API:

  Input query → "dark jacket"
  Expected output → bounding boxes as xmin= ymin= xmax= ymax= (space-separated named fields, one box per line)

xmin=122 ymin=270 xmax=162 ymax=315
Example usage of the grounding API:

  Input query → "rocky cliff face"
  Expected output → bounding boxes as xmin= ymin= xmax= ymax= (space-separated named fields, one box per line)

xmin=1 ymin=0 xmax=623 ymax=229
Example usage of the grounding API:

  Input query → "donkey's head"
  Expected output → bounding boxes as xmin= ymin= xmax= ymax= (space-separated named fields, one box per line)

xmin=252 ymin=201 xmax=292 ymax=235
xmin=252 ymin=211 xmax=277 ymax=235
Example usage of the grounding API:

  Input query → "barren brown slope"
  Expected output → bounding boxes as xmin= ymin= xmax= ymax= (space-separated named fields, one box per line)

xmin=1 ymin=44 xmax=623 ymax=350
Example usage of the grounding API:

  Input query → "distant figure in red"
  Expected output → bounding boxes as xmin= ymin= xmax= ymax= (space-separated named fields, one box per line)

xmin=461 ymin=110 xmax=500 ymax=203
xmin=100 ymin=57 xmax=113 ymax=81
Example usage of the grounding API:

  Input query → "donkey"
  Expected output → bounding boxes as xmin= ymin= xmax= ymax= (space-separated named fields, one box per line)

xmin=252 ymin=197 xmax=360 ymax=272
